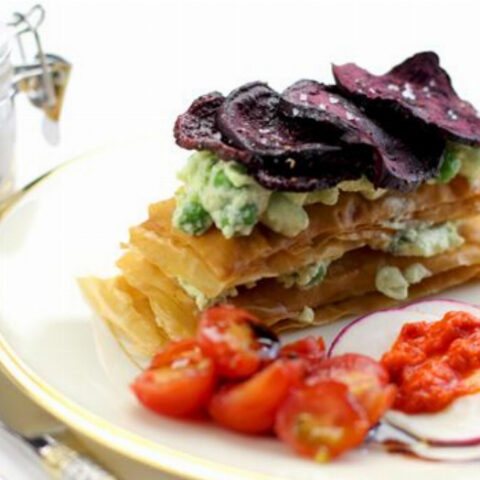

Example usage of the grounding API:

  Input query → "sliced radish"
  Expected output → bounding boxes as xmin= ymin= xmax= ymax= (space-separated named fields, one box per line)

xmin=402 ymin=298 xmax=480 ymax=319
xmin=327 ymin=309 xmax=438 ymax=358
xmin=387 ymin=393 xmax=480 ymax=446
xmin=372 ymin=423 xmax=480 ymax=461
xmin=328 ymin=301 xmax=480 ymax=446
xmin=408 ymin=442 xmax=480 ymax=461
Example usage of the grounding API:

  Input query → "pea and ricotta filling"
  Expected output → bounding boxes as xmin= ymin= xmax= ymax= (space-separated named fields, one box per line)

xmin=296 ymin=306 xmax=315 ymax=324
xmin=387 ymin=222 xmax=464 ymax=257
xmin=176 ymin=219 xmax=465 ymax=307
xmin=179 ymin=259 xmax=333 ymax=308
xmin=173 ymin=151 xmax=385 ymax=238
xmin=277 ymin=260 xmax=331 ymax=289
xmin=375 ymin=263 xmax=432 ymax=300
xmin=436 ymin=142 xmax=480 ymax=185
xmin=177 ymin=278 xmax=238 ymax=310
xmin=173 ymin=143 xmax=480 ymax=239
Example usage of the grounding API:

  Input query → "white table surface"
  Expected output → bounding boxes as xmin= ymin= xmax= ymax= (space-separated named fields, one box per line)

xmin=1 ymin=0 xmax=480 ymax=478
xmin=0 ymin=434 xmax=51 ymax=480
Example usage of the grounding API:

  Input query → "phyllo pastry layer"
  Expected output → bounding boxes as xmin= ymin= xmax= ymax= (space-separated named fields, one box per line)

xmin=79 ymin=52 xmax=480 ymax=356
xmin=80 ymin=215 xmax=480 ymax=355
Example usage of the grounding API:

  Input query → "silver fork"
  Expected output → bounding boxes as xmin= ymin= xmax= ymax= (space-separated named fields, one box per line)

xmin=0 ymin=419 xmax=118 ymax=480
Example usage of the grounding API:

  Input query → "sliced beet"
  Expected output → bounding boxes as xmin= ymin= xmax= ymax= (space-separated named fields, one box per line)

xmin=175 ymin=56 xmax=469 ymax=193
xmin=281 ymin=80 xmax=440 ymax=190
xmin=333 ymin=51 xmax=480 ymax=146
xmin=253 ymin=170 xmax=325 ymax=192
xmin=173 ymin=86 xmax=364 ymax=191
xmin=216 ymin=82 xmax=340 ymax=157
xmin=174 ymin=92 xmax=250 ymax=162
xmin=216 ymin=81 xmax=376 ymax=190
xmin=252 ymin=152 xmax=362 ymax=192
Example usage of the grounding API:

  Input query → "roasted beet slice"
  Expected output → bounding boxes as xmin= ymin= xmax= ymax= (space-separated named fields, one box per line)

xmin=216 ymin=82 xmax=348 ymax=171
xmin=174 ymin=86 xmax=365 ymax=191
xmin=281 ymin=80 xmax=440 ymax=190
xmin=333 ymin=51 xmax=480 ymax=146
xmin=216 ymin=82 xmax=342 ymax=156
xmin=174 ymin=92 xmax=250 ymax=162
xmin=252 ymin=140 xmax=371 ymax=191
xmin=253 ymin=167 xmax=357 ymax=192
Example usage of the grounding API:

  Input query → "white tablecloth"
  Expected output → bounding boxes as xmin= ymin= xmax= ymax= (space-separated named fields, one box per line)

xmin=0 ymin=431 xmax=50 ymax=480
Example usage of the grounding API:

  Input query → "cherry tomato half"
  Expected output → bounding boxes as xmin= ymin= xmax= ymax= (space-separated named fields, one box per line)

xmin=208 ymin=359 xmax=304 ymax=434
xmin=280 ymin=336 xmax=326 ymax=370
xmin=131 ymin=339 xmax=215 ymax=417
xmin=275 ymin=380 xmax=370 ymax=461
xmin=308 ymin=354 xmax=396 ymax=424
xmin=197 ymin=305 xmax=279 ymax=379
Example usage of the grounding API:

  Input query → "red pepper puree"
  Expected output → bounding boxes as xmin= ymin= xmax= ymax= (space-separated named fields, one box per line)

xmin=381 ymin=311 xmax=480 ymax=414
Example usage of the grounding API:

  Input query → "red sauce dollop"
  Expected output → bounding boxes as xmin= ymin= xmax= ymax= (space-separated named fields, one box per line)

xmin=381 ymin=311 xmax=480 ymax=413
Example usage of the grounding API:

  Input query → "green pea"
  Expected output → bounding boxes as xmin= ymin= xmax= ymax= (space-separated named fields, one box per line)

xmin=228 ymin=163 xmax=247 ymax=175
xmin=305 ymin=264 xmax=328 ymax=287
xmin=239 ymin=203 xmax=258 ymax=226
xmin=213 ymin=169 xmax=233 ymax=188
xmin=174 ymin=201 xmax=212 ymax=235
xmin=436 ymin=149 xmax=461 ymax=183
xmin=218 ymin=204 xmax=258 ymax=238
xmin=219 ymin=213 xmax=231 ymax=228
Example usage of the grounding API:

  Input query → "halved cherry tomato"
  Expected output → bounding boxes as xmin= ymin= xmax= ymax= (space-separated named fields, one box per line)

xmin=197 ymin=305 xmax=279 ymax=379
xmin=307 ymin=354 xmax=396 ymax=424
xmin=280 ymin=336 xmax=326 ymax=370
xmin=275 ymin=380 xmax=370 ymax=461
xmin=208 ymin=359 xmax=304 ymax=434
xmin=131 ymin=339 xmax=215 ymax=417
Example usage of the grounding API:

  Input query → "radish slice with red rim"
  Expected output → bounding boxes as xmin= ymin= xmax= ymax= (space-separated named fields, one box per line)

xmin=327 ymin=309 xmax=438 ymax=358
xmin=328 ymin=300 xmax=480 ymax=447
xmin=407 ymin=442 xmax=480 ymax=461
xmin=401 ymin=298 xmax=480 ymax=318
xmin=387 ymin=393 xmax=480 ymax=446
xmin=372 ymin=423 xmax=480 ymax=461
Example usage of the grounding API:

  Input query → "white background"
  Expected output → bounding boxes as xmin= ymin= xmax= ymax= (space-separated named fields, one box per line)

xmin=1 ymin=0 xmax=480 ymax=189
xmin=1 ymin=0 xmax=480 ymax=478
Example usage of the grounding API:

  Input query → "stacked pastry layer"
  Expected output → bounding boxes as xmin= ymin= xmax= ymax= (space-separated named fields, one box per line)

xmin=80 ymin=177 xmax=480 ymax=355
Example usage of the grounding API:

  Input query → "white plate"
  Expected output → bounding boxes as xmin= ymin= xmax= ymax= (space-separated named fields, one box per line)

xmin=1 ymin=138 xmax=480 ymax=480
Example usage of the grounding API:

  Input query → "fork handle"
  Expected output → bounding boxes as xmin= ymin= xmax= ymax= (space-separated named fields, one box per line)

xmin=37 ymin=435 xmax=118 ymax=480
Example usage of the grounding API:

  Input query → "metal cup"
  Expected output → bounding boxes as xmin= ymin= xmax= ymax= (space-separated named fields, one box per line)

xmin=0 ymin=4 xmax=71 ymax=200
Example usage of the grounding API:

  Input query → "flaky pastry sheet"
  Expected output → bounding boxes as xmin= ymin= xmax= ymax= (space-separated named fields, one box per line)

xmin=134 ymin=178 xmax=480 ymax=297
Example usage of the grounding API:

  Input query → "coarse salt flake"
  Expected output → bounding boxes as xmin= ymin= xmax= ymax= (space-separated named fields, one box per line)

xmin=447 ymin=109 xmax=459 ymax=121
xmin=401 ymin=83 xmax=416 ymax=101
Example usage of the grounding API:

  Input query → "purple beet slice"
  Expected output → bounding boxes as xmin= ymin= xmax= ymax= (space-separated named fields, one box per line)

xmin=253 ymin=168 xmax=355 ymax=192
xmin=173 ymin=86 xmax=363 ymax=191
xmin=252 ymin=140 xmax=371 ymax=191
xmin=216 ymin=81 xmax=373 ymax=189
xmin=174 ymin=92 xmax=250 ymax=162
xmin=281 ymin=79 xmax=440 ymax=190
xmin=216 ymin=82 xmax=341 ymax=156
xmin=333 ymin=51 xmax=480 ymax=145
